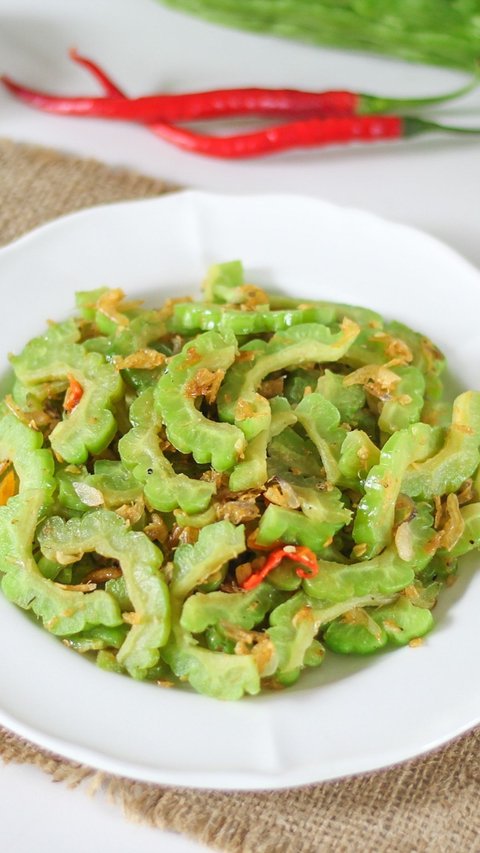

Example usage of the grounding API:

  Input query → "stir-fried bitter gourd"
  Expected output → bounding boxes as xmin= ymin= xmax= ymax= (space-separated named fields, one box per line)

xmin=0 ymin=261 xmax=478 ymax=699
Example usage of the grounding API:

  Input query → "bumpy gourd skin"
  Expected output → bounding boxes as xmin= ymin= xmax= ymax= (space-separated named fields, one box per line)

xmin=119 ymin=388 xmax=216 ymax=513
xmin=0 ymin=495 xmax=123 ymax=639
xmin=402 ymin=391 xmax=480 ymax=498
xmin=295 ymin=393 xmax=347 ymax=484
xmin=0 ymin=408 xmax=56 ymax=500
xmin=11 ymin=321 xmax=124 ymax=463
xmin=352 ymin=422 xmax=439 ymax=559
xmin=1 ymin=264 xmax=478 ymax=700
xmin=38 ymin=509 xmax=169 ymax=679
xmin=155 ymin=329 xmax=246 ymax=471
xmin=217 ymin=320 xmax=360 ymax=440
xmin=163 ymin=521 xmax=262 ymax=700
xmin=324 ymin=596 xmax=434 ymax=655
xmin=305 ymin=504 xmax=435 ymax=602
xmin=228 ymin=397 xmax=297 ymax=491
xmin=169 ymin=302 xmax=339 ymax=335
xmin=0 ymin=415 xmax=122 ymax=636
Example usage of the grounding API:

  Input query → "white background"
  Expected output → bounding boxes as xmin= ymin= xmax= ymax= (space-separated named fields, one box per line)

xmin=1 ymin=1 xmax=479 ymax=850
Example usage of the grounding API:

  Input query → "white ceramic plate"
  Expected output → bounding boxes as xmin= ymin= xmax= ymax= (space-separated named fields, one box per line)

xmin=0 ymin=192 xmax=479 ymax=790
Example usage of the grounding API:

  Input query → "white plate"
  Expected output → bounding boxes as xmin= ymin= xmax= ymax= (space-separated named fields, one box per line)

xmin=0 ymin=192 xmax=479 ymax=790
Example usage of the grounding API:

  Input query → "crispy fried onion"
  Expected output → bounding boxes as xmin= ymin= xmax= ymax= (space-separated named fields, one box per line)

xmin=220 ymin=622 xmax=277 ymax=676
xmin=341 ymin=607 xmax=384 ymax=641
xmin=55 ymin=581 xmax=97 ymax=592
xmin=264 ymin=480 xmax=300 ymax=509
xmin=144 ymin=513 xmax=169 ymax=543
xmin=216 ymin=499 xmax=260 ymax=525
xmin=235 ymin=349 xmax=257 ymax=364
xmin=420 ymin=336 xmax=444 ymax=373
xmin=404 ymin=583 xmax=439 ymax=610
xmin=340 ymin=317 xmax=361 ymax=339
xmin=457 ymin=478 xmax=476 ymax=506
xmin=4 ymin=394 xmax=58 ymax=432
xmin=429 ymin=493 xmax=465 ymax=552
xmin=168 ymin=524 xmax=199 ymax=549
xmin=371 ymin=331 xmax=413 ymax=366
xmin=52 ymin=549 xmax=84 ymax=566
xmin=115 ymin=497 xmax=145 ymax=525
xmin=201 ymin=469 xmax=229 ymax=490
xmin=4 ymin=394 xmax=39 ymax=428
xmin=343 ymin=364 xmax=401 ymax=401
xmin=184 ymin=367 xmax=225 ymax=404
xmin=235 ymin=560 xmax=256 ymax=586
xmin=114 ymin=349 xmax=166 ymax=371
xmin=236 ymin=284 xmax=270 ymax=309
xmin=234 ymin=399 xmax=257 ymax=421
xmin=351 ymin=542 xmax=368 ymax=559
xmin=95 ymin=288 xmax=142 ymax=327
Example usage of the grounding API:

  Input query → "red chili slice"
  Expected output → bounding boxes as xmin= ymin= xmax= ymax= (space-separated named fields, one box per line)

xmin=241 ymin=545 xmax=318 ymax=591
xmin=64 ymin=374 xmax=84 ymax=412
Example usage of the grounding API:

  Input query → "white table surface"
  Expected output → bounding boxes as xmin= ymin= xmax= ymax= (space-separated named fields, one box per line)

xmin=1 ymin=1 xmax=479 ymax=850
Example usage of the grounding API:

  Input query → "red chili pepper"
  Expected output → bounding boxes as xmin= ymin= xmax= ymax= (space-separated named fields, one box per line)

xmin=68 ymin=54 xmax=404 ymax=158
xmin=55 ymin=55 xmax=480 ymax=160
xmin=2 ymin=61 xmax=476 ymax=123
xmin=69 ymin=49 xmax=121 ymax=98
xmin=9 ymin=54 xmax=479 ymax=161
xmin=64 ymin=374 xmax=84 ymax=412
xmin=142 ymin=115 xmax=407 ymax=158
xmin=241 ymin=545 xmax=319 ymax=591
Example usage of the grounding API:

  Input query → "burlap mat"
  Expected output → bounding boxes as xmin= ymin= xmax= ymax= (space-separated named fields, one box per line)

xmin=0 ymin=137 xmax=479 ymax=853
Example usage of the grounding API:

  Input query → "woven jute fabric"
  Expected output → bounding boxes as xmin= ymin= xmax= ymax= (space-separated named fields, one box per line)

xmin=0 ymin=137 xmax=479 ymax=853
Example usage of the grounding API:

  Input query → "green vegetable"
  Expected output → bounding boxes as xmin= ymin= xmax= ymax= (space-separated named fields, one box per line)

xmin=338 ymin=429 xmax=380 ymax=486
xmin=295 ymin=393 xmax=347 ymax=484
xmin=163 ymin=599 xmax=261 ymax=700
xmin=11 ymin=322 xmax=124 ymax=463
xmin=267 ymin=592 xmax=325 ymax=684
xmin=323 ymin=614 xmax=388 ymax=655
xmin=0 ymin=266 xmax=477 ymax=700
xmin=316 ymin=369 xmax=366 ymax=424
xmin=155 ymin=330 xmax=246 ymax=471
xmin=305 ymin=504 xmax=435 ymax=602
xmin=378 ymin=366 xmax=426 ymax=434
xmin=159 ymin=0 xmax=480 ymax=70
xmin=57 ymin=460 xmax=142 ymax=512
xmin=180 ymin=583 xmax=283 ymax=633
xmin=171 ymin=520 xmax=246 ymax=599
xmin=119 ymin=388 xmax=216 ymax=513
xmin=256 ymin=497 xmax=348 ymax=553
xmin=402 ymin=391 xmax=480 ymax=498
xmin=352 ymin=423 xmax=437 ymax=559
xmin=217 ymin=320 xmax=359 ymax=440
xmin=0 ymin=408 xmax=55 ymax=501
xmin=0 ymin=493 xmax=123 ymax=637
xmin=323 ymin=594 xmax=434 ymax=654
xmin=38 ymin=509 xmax=169 ymax=678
